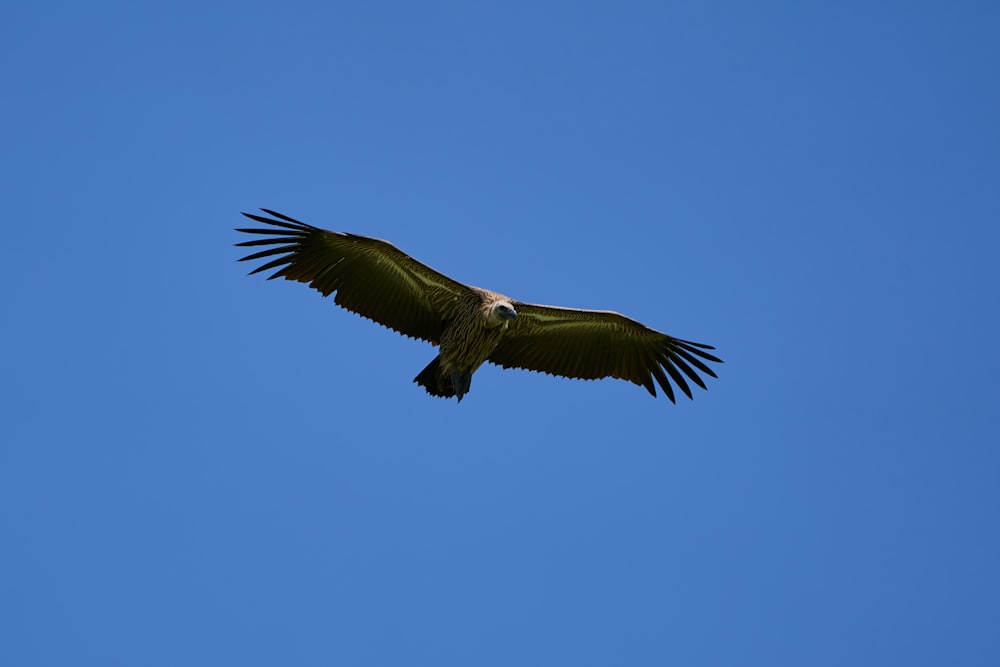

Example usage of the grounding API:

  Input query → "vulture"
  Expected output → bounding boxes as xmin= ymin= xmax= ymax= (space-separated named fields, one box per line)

xmin=236 ymin=209 xmax=722 ymax=403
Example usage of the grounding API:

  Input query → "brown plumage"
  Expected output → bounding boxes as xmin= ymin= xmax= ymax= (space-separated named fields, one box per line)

xmin=236 ymin=209 xmax=722 ymax=403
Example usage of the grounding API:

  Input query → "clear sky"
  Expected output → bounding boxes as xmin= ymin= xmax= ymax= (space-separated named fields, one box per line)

xmin=3 ymin=1 xmax=999 ymax=665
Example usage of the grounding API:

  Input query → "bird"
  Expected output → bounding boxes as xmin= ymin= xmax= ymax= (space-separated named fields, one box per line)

xmin=236 ymin=209 xmax=722 ymax=403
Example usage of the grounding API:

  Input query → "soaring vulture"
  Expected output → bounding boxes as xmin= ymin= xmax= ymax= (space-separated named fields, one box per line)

xmin=236 ymin=209 xmax=722 ymax=403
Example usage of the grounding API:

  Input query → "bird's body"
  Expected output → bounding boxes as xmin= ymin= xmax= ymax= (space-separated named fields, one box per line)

xmin=415 ymin=288 xmax=517 ymax=400
xmin=236 ymin=209 xmax=722 ymax=403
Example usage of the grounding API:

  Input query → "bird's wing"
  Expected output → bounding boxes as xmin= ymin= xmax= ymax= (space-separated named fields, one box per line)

xmin=236 ymin=209 xmax=471 ymax=344
xmin=487 ymin=303 xmax=722 ymax=402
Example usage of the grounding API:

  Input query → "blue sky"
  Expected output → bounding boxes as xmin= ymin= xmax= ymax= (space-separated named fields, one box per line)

xmin=3 ymin=1 xmax=999 ymax=665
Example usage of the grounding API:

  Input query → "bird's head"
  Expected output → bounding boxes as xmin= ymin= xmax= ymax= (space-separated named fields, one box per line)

xmin=488 ymin=300 xmax=518 ymax=327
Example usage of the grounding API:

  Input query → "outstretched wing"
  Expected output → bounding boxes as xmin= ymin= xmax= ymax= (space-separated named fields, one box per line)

xmin=236 ymin=209 xmax=471 ymax=344
xmin=487 ymin=303 xmax=722 ymax=402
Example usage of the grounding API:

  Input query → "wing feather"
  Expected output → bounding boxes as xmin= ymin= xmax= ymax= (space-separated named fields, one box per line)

xmin=236 ymin=210 xmax=470 ymax=343
xmin=487 ymin=303 xmax=722 ymax=402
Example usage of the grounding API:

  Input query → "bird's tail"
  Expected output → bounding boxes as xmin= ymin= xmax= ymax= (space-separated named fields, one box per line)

xmin=414 ymin=356 xmax=454 ymax=398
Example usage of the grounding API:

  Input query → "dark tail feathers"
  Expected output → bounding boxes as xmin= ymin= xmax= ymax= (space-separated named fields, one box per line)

xmin=414 ymin=356 xmax=454 ymax=398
